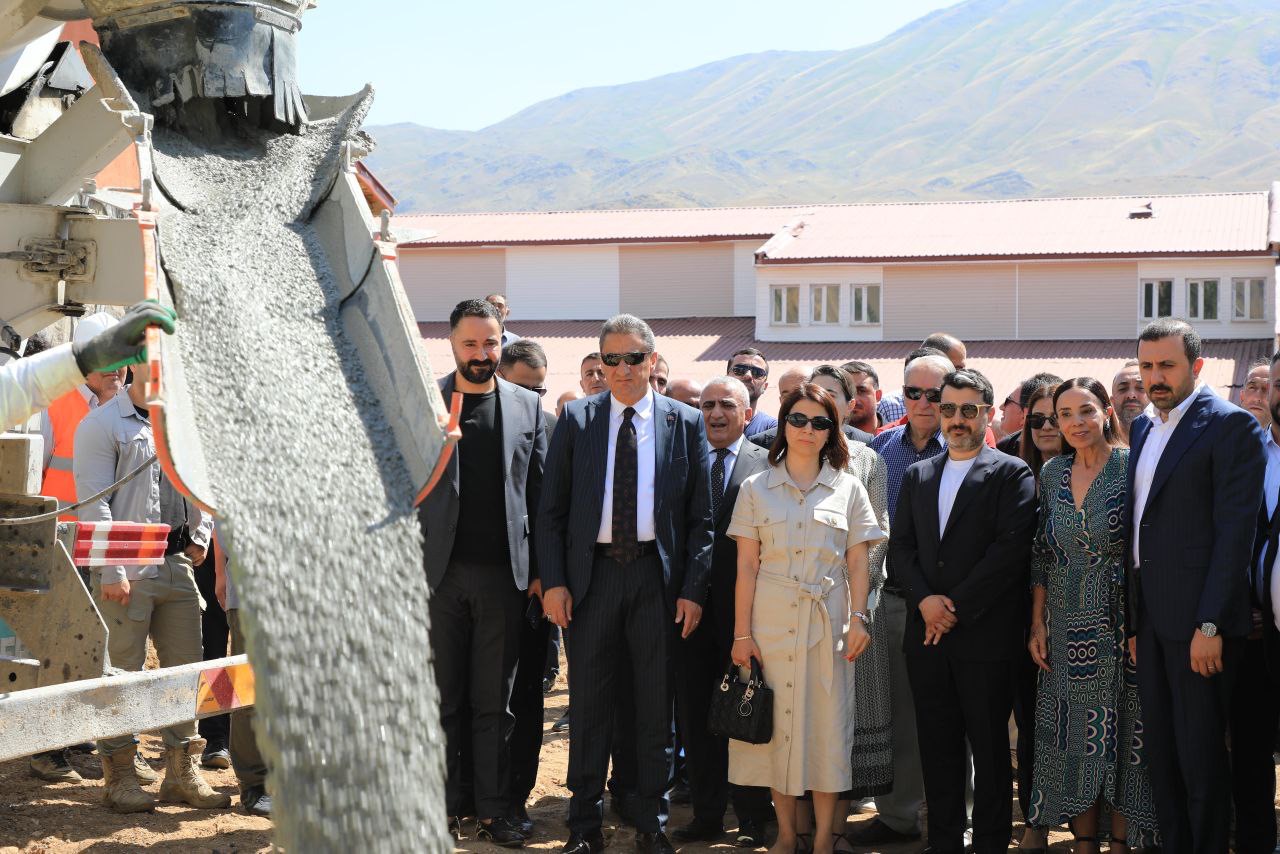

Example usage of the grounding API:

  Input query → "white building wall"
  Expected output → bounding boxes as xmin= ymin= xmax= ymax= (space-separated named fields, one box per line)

xmin=733 ymin=241 xmax=761 ymax=317
xmin=754 ymin=265 xmax=886 ymax=343
xmin=1134 ymin=258 xmax=1276 ymax=339
xmin=398 ymin=248 xmax=505 ymax=322
xmin=505 ymin=245 xmax=621 ymax=321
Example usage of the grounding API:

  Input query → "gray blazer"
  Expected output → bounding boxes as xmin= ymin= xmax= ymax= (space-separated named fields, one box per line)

xmin=418 ymin=374 xmax=546 ymax=591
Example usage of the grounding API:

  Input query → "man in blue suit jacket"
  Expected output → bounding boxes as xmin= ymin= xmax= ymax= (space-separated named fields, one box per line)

xmin=1127 ymin=319 xmax=1265 ymax=854
xmin=539 ymin=314 xmax=714 ymax=854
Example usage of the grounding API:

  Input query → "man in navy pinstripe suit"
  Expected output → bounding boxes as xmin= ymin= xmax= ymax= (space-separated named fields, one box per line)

xmin=1127 ymin=319 xmax=1265 ymax=854
xmin=539 ymin=314 xmax=714 ymax=854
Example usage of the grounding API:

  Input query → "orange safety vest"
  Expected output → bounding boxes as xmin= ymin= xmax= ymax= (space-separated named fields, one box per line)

xmin=41 ymin=389 xmax=90 ymax=522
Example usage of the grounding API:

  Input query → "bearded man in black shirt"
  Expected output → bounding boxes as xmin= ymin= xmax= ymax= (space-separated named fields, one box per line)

xmin=419 ymin=298 xmax=547 ymax=846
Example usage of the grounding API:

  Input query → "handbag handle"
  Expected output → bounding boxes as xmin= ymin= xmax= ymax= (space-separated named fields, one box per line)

xmin=718 ymin=655 xmax=767 ymax=693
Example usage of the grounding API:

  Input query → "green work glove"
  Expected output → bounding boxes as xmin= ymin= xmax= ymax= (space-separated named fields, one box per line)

xmin=72 ymin=301 xmax=178 ymax=375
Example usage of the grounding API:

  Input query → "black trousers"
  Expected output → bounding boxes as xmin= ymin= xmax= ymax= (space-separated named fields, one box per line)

xmin=907 ymin=649 xmax=1014 ymax=854
xmin=193 ymin=547 xmax=229 ymax=749
xmin=510 ymin=603 xmax=551 ymax=810
xmin=1012 ymin=653 xmax=1038 ymax=823
xmin=567 ymin=553 xmax=671 ymax=835
xmin=429 ymin=560 xmax=524 ymax=819
xmin=1229 ymin=636 xmax=1279 ymax=854
xmin=1137 ymin=624 xmax=1237 ymax=854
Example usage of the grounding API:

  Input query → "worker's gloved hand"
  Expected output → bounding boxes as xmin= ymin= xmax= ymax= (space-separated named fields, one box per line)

xmin=72 ymin=302 xmax=177 ymax=375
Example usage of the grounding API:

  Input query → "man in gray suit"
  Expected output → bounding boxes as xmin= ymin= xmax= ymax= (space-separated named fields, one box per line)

xmin=540 ymin=314 xmax=714 ymax=854
xmin=420 ymin=298 xmax=547 ymax=847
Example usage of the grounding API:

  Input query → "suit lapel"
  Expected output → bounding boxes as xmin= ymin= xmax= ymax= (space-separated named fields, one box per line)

xmin=718 ymin=442 xmax=765 ymax=526
xmin=920 ymin=453 xmax=946 ymax=547
xmin=941 ymin=448 xmax=992 ymax=542
xmin=439 ymin=373 xmax=460 ymax=497
xmin=584 ymin=393 xmax=611 ymax=518
xmin=1146 ymin=388 xmax=1213 ymax=507
xmin=496 ymin=379 xmax=517 ymax=483
xmin=653 ymin=394 xmax=676 ymax=512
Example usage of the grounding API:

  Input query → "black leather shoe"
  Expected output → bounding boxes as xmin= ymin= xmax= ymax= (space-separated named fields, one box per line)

xmin=635 ymin=831 xmax=676 ymax=854
xmin=561 ymin=831 xmax=605 ymax=854
xmin=241 ymin=785 xmax=272 ymax=817
xmin=510 ymin=804 xmax=534 ymax=837
xmin=849 ymin=819 xmax=921 ymax=845
xmin=735 ymin=817 xmax=768 ymax=848
xmin=672 ymin=819 xmax=724 ymax=843
xmin=478 ymin=817 xmax=527 ymax=848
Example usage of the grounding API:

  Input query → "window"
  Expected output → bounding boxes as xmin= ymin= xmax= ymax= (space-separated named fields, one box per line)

xmin=1232 ymin=278 xmax=1267 ymax=321
xmin=1187 ymin=279 xmax=1219 ymax=320
xmin=1141 ymin=279 xmax=1172 ymax=320
xmin=811 ymin=284 xmax=840 ymax=324
xmin=850 ymin=284 xmax=881 ymax=325
xmin=770 ymin=285 xmax=799 ymax=325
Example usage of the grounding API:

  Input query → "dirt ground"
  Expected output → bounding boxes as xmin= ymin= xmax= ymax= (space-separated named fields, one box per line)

xmin=0 ymin=657 xmax=1274 ymax=853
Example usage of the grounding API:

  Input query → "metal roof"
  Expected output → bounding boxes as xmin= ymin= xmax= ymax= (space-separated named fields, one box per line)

xmin=396 ymin=189 xmax=1277 ymax=260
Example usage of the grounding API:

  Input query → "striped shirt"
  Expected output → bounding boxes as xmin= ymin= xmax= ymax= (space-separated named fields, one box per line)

xmin=868 ymin=423 xmax=945 ymax=520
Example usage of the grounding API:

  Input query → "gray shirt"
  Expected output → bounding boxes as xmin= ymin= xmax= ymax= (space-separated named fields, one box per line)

xmin=72 ymin=387 xmax=212 ymax=584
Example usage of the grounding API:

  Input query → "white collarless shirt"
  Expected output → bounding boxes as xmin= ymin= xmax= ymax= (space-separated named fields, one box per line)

xmin=707 ymin=434 xmax=745 ymax=487
xmin=1130 ymin=384 xmax=1202 ymax=566
xmin=597 ymin=390 xmax=658 ymax=543
xmin=938 ymin=455 xmax=977 ymax=533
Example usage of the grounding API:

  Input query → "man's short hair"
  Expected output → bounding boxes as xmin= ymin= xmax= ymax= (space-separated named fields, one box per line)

xmin=904 ymin=345 xmax=948 ymax=367
xmin=599 ymin=314 xmax=656 ymax=351
xmin=1138 ymin=318 xmax=1202 ymax=363
xmin=727 ymin=347 xmax=769 ymax=374
xmin=809 ymin=364 xmax=854 ymax=402
xmin=702 ymin=375 xmax=750 ymax=408
xmin=840 ymin=360 xmax=879 ymax=389
xmin=500 ymin=339 xmax=547 ymax=370
xmin=904 ymin=353 xmax=954 ymax=378
xmin=1017 ymin=372 xmax=1062 ymax=408
xmin=922 ymin=332 xmax=963 ymax=353
xmin=485 ymin=292 xmax=506 ymax=303
xmin=941 ymin=368 xmax=994 ymax=405
xmin=1271 ymin=351 xmax=1280 ymax=368
xmin=449 ymin=298 xmax=501 ymax=330
xmin=582 ymin=351 xmax=602 ymax=365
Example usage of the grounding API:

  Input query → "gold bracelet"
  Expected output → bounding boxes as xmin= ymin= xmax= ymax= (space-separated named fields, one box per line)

xmin=733 ymin=635 xmax=752 ymax=641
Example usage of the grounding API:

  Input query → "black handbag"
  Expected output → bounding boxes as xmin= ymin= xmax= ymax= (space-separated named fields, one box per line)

xmin=707 ymin=656 xmax=773 ymax=744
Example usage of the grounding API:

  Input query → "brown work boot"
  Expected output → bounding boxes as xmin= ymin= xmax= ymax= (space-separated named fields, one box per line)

xmin=133 ymin=749 xmax=160 ymax=783
xmin=100 ymin=744 xmax=156 ymax=813
xmin=158 ymin=738 xmax=231 ymax=809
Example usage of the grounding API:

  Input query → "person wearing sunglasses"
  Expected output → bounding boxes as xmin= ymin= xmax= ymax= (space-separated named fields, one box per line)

xmin=1024 ymin=378 xmax=1159 ymax=854
xmin=727 ymin=348 xmax=776 ymax=439
xmin=749 ymin=366 xmax=873 ymax=451
xmin=888 ymin=368 xmax=1038 ymax=854
xmin=728 ymin=383 xmax=883 ymax=854
xmin=1017 ymin=384 xmax=1063 ymax=483
xmin=995 ymin=375 xmax=1062 ymax=458
xmin=539 ymin=314 xmax=713 ymax=854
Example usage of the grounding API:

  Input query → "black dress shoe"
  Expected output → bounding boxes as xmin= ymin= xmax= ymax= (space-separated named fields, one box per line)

xmin=478 ymin=817 xmax=527 ymax=848
xmin=672 ymin=819 xmax=724 ymax=843
xmin=735 ymin=817 xmax=768 ymax=848
xmin=849 ymin=818 xmax=921 ymax=845
xmin=561 ymin=831 xmax=605 ymax=854
xmin=635 ymin=831 xmax=676 ymax=854
xmin=510 ymin=804 xmax=534 ymax=837
xmin=241 ymin=785 xmax=272 ymax=817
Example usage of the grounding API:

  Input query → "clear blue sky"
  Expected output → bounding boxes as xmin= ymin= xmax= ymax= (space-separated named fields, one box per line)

xmin=298 ymin=0 xmax=957 ymax=131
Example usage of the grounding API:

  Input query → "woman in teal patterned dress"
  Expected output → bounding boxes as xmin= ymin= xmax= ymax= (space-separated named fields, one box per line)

xmin=1026 ymin=378 xmax=1159 ymax=853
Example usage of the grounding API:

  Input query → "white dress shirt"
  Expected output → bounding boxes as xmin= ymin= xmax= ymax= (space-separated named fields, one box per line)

xmin=938 ymin=455 xmax=977 ymax=533
xmin=1130 ymin=384 xmax=1202 ymax=566
xmin=707 ymin=434 xmax=745 ymax=487
xmin=597 ymin=390 xmax=657 ymax=543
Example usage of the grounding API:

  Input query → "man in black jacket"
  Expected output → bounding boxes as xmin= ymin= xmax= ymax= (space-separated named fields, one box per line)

xmin=889 ymin=368 xmax=1037 ymax=854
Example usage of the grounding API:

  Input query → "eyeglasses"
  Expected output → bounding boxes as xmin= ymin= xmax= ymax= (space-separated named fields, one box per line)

xmin=938 ymin=402 xmax=993 ymax=420
xmin=1026 ymin=413 xmax=1057 ymax=429
xmin=903 ymin=386 xmax=942 ymax=403
xmin=1003 ymin=396 xmax=1020 ymax=408
xmin=730 ymin=364 xmax=768 ymax=379
xmin=784 ymin=412 xmax=835 ymax=431
xmin=516 ymin=383 xmax=548 ymax=397
xmin=601 ymin=351 xmax=651 ymax=367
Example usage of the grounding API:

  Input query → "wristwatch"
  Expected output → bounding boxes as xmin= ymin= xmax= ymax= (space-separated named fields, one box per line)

xmin=1198 ymin=621 xmax=1218 ymax=638
xmin=852 ymin=611 xmax=870 ymax=627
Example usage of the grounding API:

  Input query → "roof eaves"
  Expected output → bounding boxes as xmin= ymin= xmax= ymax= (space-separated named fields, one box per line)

xmin=756 ymin=249 xmax=1278 ymax=264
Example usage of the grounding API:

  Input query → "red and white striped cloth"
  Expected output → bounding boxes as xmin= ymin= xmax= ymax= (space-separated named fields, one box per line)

xmin=73 ymin=522 xmax=170 ymax=567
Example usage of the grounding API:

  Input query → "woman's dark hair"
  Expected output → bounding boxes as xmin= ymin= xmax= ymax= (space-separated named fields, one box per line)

xmin=1018 ymin=383 xmax=1059 ymax=480
xmin=1051 ymin=377 xmax=1124 ymax=453
xmin=769 ymin=382 xmax=849 ymax=471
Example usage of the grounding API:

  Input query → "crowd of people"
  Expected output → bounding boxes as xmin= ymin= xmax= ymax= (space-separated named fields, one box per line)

xmin=433 ymin=293 xmax=1280 ymax=854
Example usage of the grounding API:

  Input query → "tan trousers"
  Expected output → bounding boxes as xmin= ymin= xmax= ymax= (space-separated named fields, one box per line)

xmin=93 ymin=555 xmax=202 ymax=755
xmin=227 ymin=608 xmax=267 ymax=791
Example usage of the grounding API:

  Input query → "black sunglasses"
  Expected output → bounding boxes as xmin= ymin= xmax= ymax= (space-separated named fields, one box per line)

xmin=1027 ymin=413 xmax=1058 ymax=429
xmin=601 ymin=351 xmax=651 ymax=367
xmin=516 ymin=383 xmax=548 ymax=397
xmin=939 ymin=402 xmax=993 ymax=420
xmin=903 ymin=386 xmax=942 ymax=403
xmin=730 ymin=364 xmax=768 ymax=379
xmin=785 ymin=412 xmax=835 ymax=431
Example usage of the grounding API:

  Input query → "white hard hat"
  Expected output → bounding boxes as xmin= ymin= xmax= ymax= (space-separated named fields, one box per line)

xmin=72 ymin=312 xmax=118 ymax=348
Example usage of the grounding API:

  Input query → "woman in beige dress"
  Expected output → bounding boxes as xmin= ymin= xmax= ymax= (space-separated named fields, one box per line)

xmin=728 ymin=383 xmax=885 ymax=854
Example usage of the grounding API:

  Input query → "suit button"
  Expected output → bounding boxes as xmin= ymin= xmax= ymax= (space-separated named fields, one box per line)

xmin=449 ymin=523 xmax=456 ymax=531
xmin=937 ymin=560 xmax=944 ymax=568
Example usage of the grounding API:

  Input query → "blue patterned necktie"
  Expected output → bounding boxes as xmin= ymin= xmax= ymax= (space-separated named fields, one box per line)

xmin=711 ymin=447 xmax=730 ymax=517
xmin=611 ymin=407 xmax=639 ymax=564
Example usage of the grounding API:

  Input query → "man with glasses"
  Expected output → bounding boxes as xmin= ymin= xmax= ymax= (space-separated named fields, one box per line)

xmin=726 ymin=348 xmax=776 ymax=438
xmin=889 ymin=368 xmax=1037 ymax=854
xmin=540 ymin=314 xmax=713 ymax=854
xmin=856 ymin=352 xmax=953 ymax=847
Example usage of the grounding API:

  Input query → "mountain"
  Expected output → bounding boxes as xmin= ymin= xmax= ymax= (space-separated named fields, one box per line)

xmin=366 ymin=0 xmax=1280 ymax=212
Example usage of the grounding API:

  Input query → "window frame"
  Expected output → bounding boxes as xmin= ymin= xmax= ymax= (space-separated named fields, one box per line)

xmin=1231 ymin=277 xmax=1269 ymax=322
xmin=1186 ymin=278 xmax=1220 ymax=322
xmin=849 ymin=283 xmax=882 ymax=326
xmin=769 ymin=284 xmax=800 ymax=326
xmin=810 ymin=283 xmax=840 ymax=325
xmin=1140 ymin=279 xmax=1173 ymax=321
